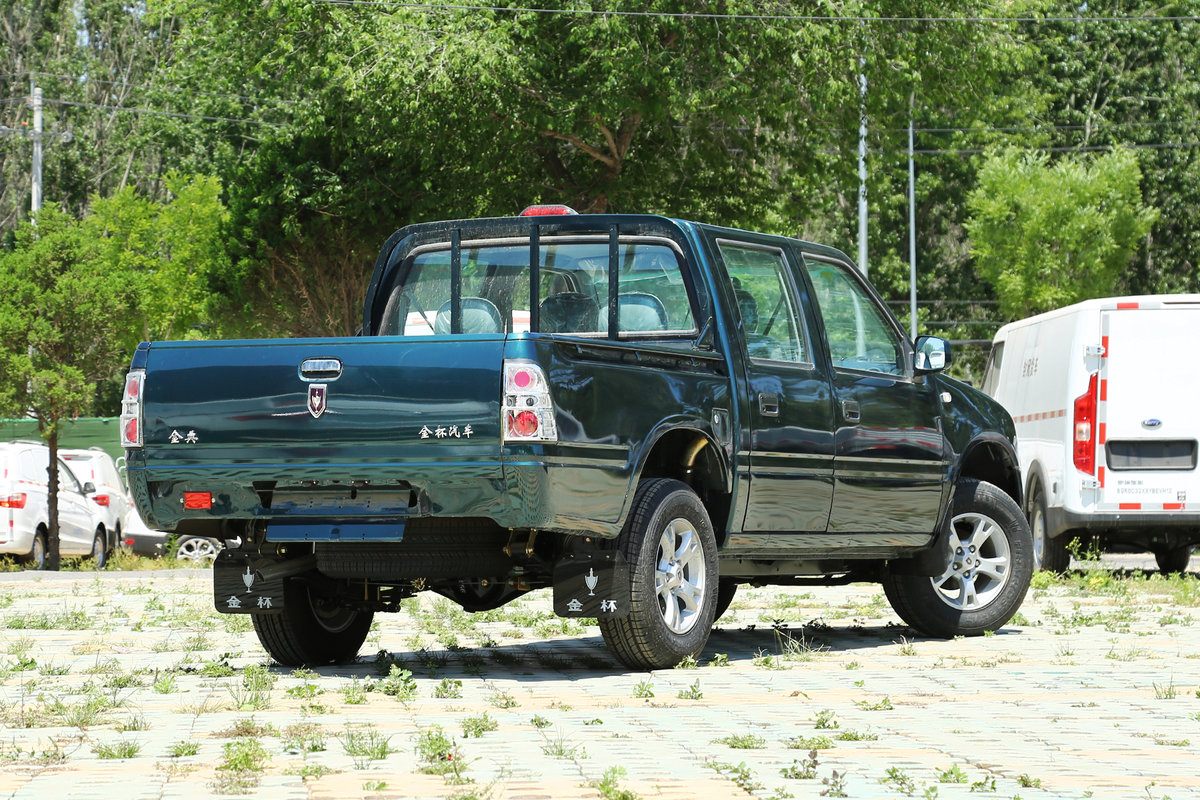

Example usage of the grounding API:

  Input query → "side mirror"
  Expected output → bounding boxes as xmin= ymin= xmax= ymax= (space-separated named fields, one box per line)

xmin=914 ymin=336 xmax=950 ymax=373
xmin=82 ymin=482 xmax=97 ymax=495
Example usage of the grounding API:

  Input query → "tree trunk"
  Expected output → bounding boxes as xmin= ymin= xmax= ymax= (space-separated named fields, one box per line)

xmin=45 ymin=429 xmax=61 ymax=571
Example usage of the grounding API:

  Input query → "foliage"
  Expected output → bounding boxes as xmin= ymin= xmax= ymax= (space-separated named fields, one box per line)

xmin=966 ymin=147 xmax=1157 ymax=317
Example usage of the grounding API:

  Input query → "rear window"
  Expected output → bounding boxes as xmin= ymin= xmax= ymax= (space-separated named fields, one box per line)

xmin=378 ymin=237 xmax=695 ymax=338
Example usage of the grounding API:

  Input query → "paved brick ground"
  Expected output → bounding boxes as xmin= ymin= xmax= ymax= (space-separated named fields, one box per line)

xmin=1 ymin=562 xmax=1198 ymax=799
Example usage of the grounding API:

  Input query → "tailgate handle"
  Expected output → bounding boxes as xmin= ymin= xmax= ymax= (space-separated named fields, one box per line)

xmin=299 ymin=358 xmax=343 ymax=381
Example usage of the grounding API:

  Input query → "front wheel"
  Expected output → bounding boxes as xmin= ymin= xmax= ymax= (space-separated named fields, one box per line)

xmin=252 ymin=579 xmax=374 ymax=667
xmin=599 ymin=478 xmax=718 ymax=670
xmin=884 ymin=479 xmax=1033 ymax=638
xmin=90 ymin=530 xmax=108 ymax=569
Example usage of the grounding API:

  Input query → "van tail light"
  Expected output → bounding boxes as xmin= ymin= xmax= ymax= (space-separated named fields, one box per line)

xmin=0 ymin=493 xmax=27 ymax=509
xmin=92 ymin=494 xmax=110 ymax=506
xmin=502 ymin=361 xmax=558 ymax=443
xmin=1073 ymin=372 xmax=1099 ymax=475
xmin=120 ymin=370 xmax=144 ymax=448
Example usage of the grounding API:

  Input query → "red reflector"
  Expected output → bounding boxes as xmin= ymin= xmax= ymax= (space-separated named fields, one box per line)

xmin=519 ymin=204 xmax=578 ymax=217
xmin=123 ymin=417 xmax=139 ymax=444
xmin=124 ymin=538 xmax=135 ymax=546
xmin=0 ymin=493 xmax=27 ymax=509
xmin=513 ymin=369 xmax=533 ymax=389
xmin=92 ymin=494 xmax=110 ymax=506
xmin=508 ymin=410 xmax=540 ymax=438
xmin=183 ymin=492 xmax=212 ymax=510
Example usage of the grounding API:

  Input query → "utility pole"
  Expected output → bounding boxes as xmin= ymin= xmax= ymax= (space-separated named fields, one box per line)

xmin=0 ymin=77 xmax=73 ymax=217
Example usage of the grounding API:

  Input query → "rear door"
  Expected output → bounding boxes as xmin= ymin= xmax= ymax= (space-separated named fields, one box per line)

xmin=710 ymin=236 xmax=835 ymax=534
xmin=1098 ymin=300 xmax=1200 ymax=512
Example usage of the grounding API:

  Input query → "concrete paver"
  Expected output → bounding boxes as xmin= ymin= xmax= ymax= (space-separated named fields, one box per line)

xmin=0 ymin=563 xmax=1197 ymax=799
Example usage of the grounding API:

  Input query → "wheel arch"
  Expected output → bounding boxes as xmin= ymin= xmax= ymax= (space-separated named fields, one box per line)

xmin=954 ymin=436 xmax=1022 ymax=508
xmin=633 ymin=422 xmax=732 ymax=546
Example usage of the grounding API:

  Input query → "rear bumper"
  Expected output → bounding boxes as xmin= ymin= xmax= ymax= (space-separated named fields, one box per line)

xmin=1048 ymin=506 xmax=1200 ymax=546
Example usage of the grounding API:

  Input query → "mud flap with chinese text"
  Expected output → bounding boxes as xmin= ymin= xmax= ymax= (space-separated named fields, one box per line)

xmin=553 ymin=551 xmax=630 ymax=619
xmin=213 ymin=549 xmax=286 ymax=615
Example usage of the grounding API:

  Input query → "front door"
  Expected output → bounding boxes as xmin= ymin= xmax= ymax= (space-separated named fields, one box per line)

xmin=802 ymin=255 xmax=948 ymax=536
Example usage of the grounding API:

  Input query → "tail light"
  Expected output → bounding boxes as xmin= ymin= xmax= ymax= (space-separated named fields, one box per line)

xmin=183 ymin=492 xmax=212 ymax=510
xmin=519 ymin=204 xmax=578 ymax=217
xmin=92 ymin=494 xmax=110 ymax=506
xmin=1073 ymin=372 xmax=1099 ymax=475
xmin=502 ymin=361 xmax=558 ymax=443
xmin=120 ymin=370 xmax=144 ymax=448
xmin=0 ymin=493 xmax=27 ymax=509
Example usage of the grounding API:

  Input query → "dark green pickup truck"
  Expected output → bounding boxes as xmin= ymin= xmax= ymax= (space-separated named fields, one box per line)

xmin=121 ymin=208 xmax=1032 ymax=670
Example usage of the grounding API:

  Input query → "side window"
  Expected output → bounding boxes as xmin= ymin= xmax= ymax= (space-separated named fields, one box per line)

xmin=58 ymin=462 xmax=82 ymax=494
xmin=804 ymin=258 xmax=904 ymax=375
xmin=717 ymin=241 xmax=808 ymax=364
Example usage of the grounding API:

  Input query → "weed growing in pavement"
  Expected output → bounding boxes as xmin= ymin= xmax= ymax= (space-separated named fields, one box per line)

xmin=822 ymin=769 xmax=849 ymax=797
xmin=341 ymin=724 xmax=395 ymax=769
xmin=716 ymin=733 xmax=767 ymax=749
xmin=753 ymin=650 xmax=787 ymax=670
xmin=287 ymin=763 xmax=335 ymax=781
xmin=530 ymin=715 xmax=551 ymax=729
xmin=212 ymin=738 xmax=270 ymax=794
xmin=895 ymin=636 xmax=919 ymax=656
xmin=379 ymin=664 xmax=418 ymax=701
xmin=286 ymin=681 xmax=323 ymax=700
xmin=541 ymin=731 xmax=587 ymax=759
xmin=168 ymin=740 xmax=200 ymax=757
xmin=435 ymin=677 xmax=464 ymax=699
xmin=218 ymin=717 xmax=276 ymax=738
xmin=881 ymin=767 xmax=918 ymax=795
xmin=282 ymin=722 xmax=326 ymax=753
xmin=855 ymin=696 xmax=894 ymax=711
xmin=780 ymin=750 xmax=820 ymax=780
xmin=586 ymin=766 xmax=640 ymax=800
xmin=836 ymin=728 xmax=879 ymax=742
xmin=939 ymin=764 xmax=969 ymax=784
xmin=1152 ymin=678 xmax=1178 ymax=699
xmin=415 ymin=724 xmax=472 ymax=779
xmin=461 ymin=713 xmax=498 ymax=738
xmin=707 ymin=653 xmax=730 ymax=667
xmin=676 ymin=679 xmax=703 ymax=700
xmin=92 ymin=739 xmax=141 ymax=759
xmin=813 ymin=709 xmax=839 ymax=729
xmin=785 ymin=735 xmax=834 ymax=750
xmin=632 ymin=680 xmax=654 ymax=699
xmin=775 ymin=628 xmax=827 ymax=662
xmin=969 ymin=775 xmax=997 ymax=792
xmin=116 ymin=713 xmax=149 ymax=732
xmin=673 ymin=654 xmax=699 ymax=669
xmin=706 ymin=761 xmax=764 ymax=793
xmin=486 ymin=688 xmax=519 ymax=708
xmin=340 ymin=679 xmax=368 ymax=705
xmin=1017 ymin=774 xmax=1043 ymax=788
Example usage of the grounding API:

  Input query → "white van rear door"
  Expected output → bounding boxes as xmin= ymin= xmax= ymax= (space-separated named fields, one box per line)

xmin=1098 ymin=300 xmax=1200 ymax=512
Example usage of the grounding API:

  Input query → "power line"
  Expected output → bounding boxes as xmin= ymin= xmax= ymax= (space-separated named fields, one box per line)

xmin=42 ymin=98 xmax=284 ymax=126
xmin=912 ymin=141 xmax=1200 ymax=155
xmin=30 ymin=72 xmax=299 ymax=106
xmin=307 ymin=0 xmax=1200 ymax=24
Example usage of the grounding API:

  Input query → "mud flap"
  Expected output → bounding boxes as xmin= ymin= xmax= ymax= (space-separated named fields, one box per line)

xmin=213 ymin=549 xmax=287 ymax=615
xmin=553 ymin=551 xmax=630 ymax=619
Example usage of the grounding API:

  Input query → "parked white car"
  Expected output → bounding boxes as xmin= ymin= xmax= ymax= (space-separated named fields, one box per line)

xmin=982 ymin=295 xmax=1200 ymax=573
xmin=60 ymin=447 xmax=133 ymax=556
xmin=0 ymin=441 xmax=110 ymax=568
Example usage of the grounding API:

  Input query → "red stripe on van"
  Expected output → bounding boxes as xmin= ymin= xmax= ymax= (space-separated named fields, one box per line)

xmin=1119 ymin=503 xmax=1142 ymax=510
xmin=1098 ymin=466 xmax=1105 ymax=487
xmin=1100 ymin=379 xmax=1108 ymax=402
xmin=1163 ymin=503 xmax=1186 ymax=511
xmin=1116 ymin=302 xmax=1140 ymax=310
xmin=1098 ymin=422 xmax=1107 ymax=445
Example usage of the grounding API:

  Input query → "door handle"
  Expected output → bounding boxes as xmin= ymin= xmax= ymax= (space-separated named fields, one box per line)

xmin=842 ymin=399 xmax=861 ymax=422
xmin=758 ymin=393 xmax=780 ymax=417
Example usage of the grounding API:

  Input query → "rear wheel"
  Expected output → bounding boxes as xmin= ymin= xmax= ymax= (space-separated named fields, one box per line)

xmin=252 ymin=579 xmax=374 ymax=667
xmin=175 ymin=536 xmax=221 ymax=563
xmin=884 ymin=479 xmax=1033 ymax=638
xmin=1028 ymin=479 xmax=1069 ymax=572
xmin=89 ymin=530 xmax=108 ymax=569
xmin=599 ymin=478 xmax=718 ymax=670
xmin=21 ymin=530 xmax=47 ymax=570
xmin=1155 ymin=546 xmax=1193 ymax=575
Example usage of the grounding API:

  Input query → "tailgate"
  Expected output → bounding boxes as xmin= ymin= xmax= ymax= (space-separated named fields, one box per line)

xmin=1099 ymin=303 xmax=1200 ymax=511
xmin=140 ymin=336 xmax=505 ymax=483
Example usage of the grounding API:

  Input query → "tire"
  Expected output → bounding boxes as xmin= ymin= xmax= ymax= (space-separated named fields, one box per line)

xmin=884 ymin=479 xmax=1033 ymax=638
xmin=21 ymin=530 xmax=47 ymax=570
xmin=1028 ymin=479 xmax=1069 ymax=573
xmin=175 ymin=536 xmax=221 ymax=563
xmin=598 ymin=478 xmax=718 ymax=670
xmin=90 ymin=530 xmax=108 ymax=570
xmin=252 ymin=579 xmax=374 ymax=667
xmin=1155 ymin=546 xmax=1193 ymax=575
xmin=713 ymin=580 xmax=739 ymax=623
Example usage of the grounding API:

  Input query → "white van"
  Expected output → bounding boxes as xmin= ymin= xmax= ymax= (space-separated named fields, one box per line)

xmin=0 ymin=441 xmax=109 ymax=568
xmin=982 ymin=295 xmax=1200 ymax=572
xmin=60 ymin=447 xmax=133 ymax=555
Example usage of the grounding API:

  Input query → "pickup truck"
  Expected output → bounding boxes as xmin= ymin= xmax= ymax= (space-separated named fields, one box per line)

xmin=120 ymin=208 xmax=1032 ymax=670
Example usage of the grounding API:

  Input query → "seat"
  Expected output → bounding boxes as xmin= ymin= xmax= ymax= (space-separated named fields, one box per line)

xmin=432 ymin=297 xmax=503 ymax=335
xmin=617 ymin=292 xmax=669 ymax=332
xmin=539 ymin=292 xmax=600 ymax=334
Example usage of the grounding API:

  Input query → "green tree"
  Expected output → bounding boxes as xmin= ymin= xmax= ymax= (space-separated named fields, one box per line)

xmin=966 ymin=147 xmax=1158 ymax=318
xmin=0 ymin=209 xmax=135 ymax=569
